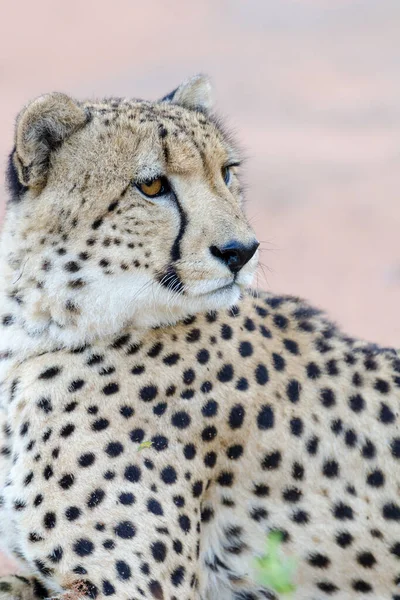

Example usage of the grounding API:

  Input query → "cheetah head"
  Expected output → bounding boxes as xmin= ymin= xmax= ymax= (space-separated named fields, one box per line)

xmin=1 ymin=76 xmax=259 ymax=346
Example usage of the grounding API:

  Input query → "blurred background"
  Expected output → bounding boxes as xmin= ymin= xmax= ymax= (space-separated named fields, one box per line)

xmin=0 ymin=0 xmax=399 ymax=575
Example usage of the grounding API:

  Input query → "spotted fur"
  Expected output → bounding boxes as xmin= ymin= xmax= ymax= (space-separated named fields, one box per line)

xmin=0 ymin=76 xmax=399 ymax=600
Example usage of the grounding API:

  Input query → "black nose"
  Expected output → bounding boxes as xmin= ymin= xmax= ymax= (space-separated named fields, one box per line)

xmin=210 ymin=240 xmax=259 ymax=274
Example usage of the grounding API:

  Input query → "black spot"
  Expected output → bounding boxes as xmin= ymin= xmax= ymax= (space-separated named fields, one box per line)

xmin=111 ymin=333 xmax=130 ymax=349
xmin=124 ymin=464 xmax=141 ymax=483
xmin=316 ymin=582 xmax=338 ymax=594
xmin=60 ymin=423 xmax=75 ymax=438
xmin=382 ymin=502 xmax=400 ymax=520
xmin=202 ymin=399 xmax=218 ymax=418
xmin=114 ymin=521 xmax=136 ymax=539
xmin=272 ymin=353 xmax=285 ymax=371
xmin=115 ymin=560 xmax=131 ymax=580
xmin=262 ymin=451 xmax=281 ymax=470
xmin=306 ymin=436 xmax=319 ymax=455
xmin=202 ymin=426 xmax=217 ymax=442
xmin=217 ymin=364 xmax=234 ymax=382
xmin=390 ymin=438 xmax=400 ymax=459
xmin=65 ymin=261 xmax=81 ymax=273
xmin=92 ymin=418 xmax=109 ymax=432
xmin=119 ymin=492 xmax=135 ymax=505
xmin=171 ymin=565 xmax=185 ymax=587
xmin=37 ymin=397 xmax=53 ymax=414
xmin=320 ymin=388 xmax=335 ymax=408
xmin=221 ymin=324 xmax=233 ymax=339
xmin=2 ymin=314 xmax=14 ymax=326
xmin=292 ymin=462 xmax=304 ymax=480
xmin=255 ymin=364 xmax=269 ymax=385
xmin=196 ymin=349 xmax=210 ymax=364
xmin=282 ymin=487 xmax=302 ymax=503
xmin=102 ymin=382 xmax=119 ymax=395
xmin=331 ymin=419 xmax=343 ymax=435
xmin=390 ymin=542 xmax=400 ymax=558
xmin=48 ymin=546 xmax=63 ymax=563
xmin=151 ymin=435 xmax=168 ymax=451
xmin=379 ymin=402 xmax=395 ymax=424
xmin=257 ymin=405 xmax=274 ymax=430
xmin=345 ymin=429 xmax=357 ymax=447
xmin=287 ymin=380 xmax=301 ymax=403
xmin=336 ymin=531 xmax=353 ymax=547
xmin=59 ymin=473 xmax=75 ymax=490
xmin=292 ymin=510 xmax=309 ymax=524
xmin=148 ymin=342 xmax=163 ymax=358
xmin=204 ymin=451 xmax=217 ymax=468
xmin=229 ymin=404 xmax=245 ymax=429
xmin=273 ymin=314 xmax=288 ymax=329
xmin=106 ymin=441 xmax=124 ymax=457
xmin=283 ymin=339 xmax=299 ymax=354
xmin=290 ymin=417 xmax=303 ymax=437
xmin=307 ymin=362 xmax=321 ymax=379
xmin=374 ymin=378 xmax=390 ymax=394
xmin=244 ymin=317 xmax=255 ymax=331
xmin=308 ymin=553 xmax=330 ymax=568
xmin=239 ymin=341 xmax=253 ymax=357
xmin=163 ymin=353 xmax=180 ymax=366
xmin=253 ymin=484 xmax=270 ymax=497
xmin=352 ymin=580 xmax=372 ymax=593
xmin=184 ymin=444 xmax=196 ymax=460
xmin=87 ymin=488 xmax=105 ymax=509
xmin=140 ymin=385 xmax=158 ymax=402
xmin=362 ymin=439 xmax=376 ymax=459
xmin=120 ymin=405 xmax=134 ymax=418
xmin=65 ymin=506 xmax=81 ymax=521
xmin=74 ymin=538 xmax=94 ymax=556
xmin=178 ymin=514 xmax=191 ymax=532
xmin=186 ymin=328 xmax=201 ymax=343
xmin=357 ymin=552 xmax=376 ymax=568
xmin=92 ymin=217 xmax=103 ymax=230
xmin=226 ymin=445 xmax=243 ymax=460
xmin=39 ymin=366 xmax=62 ymax=380
xmin=79 ymin=452 xmax=96 ymax=467
xmin=323 ymin=460 xmax=339 ymax=478
xmin=102 ymin=580 xmax=115 ymax=596
xmin=366 ymin=469 xmax=385 ymax=487
xmin=160 ymin=466 xmax=177 ymax=484
xmin=147 ymin=498 xmax=163 ymax=515
xmin=333 ymin=502 xmax=353 ymax=520
xmin=349 ymin=394 xmax=365 ymax=413
xmin=171 ymin=411 xmax=191 ymax=429
xmin=151 ymin=541 xmax=167 ymax=562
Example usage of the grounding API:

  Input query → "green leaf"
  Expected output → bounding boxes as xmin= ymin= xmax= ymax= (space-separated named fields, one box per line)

xmin=137 ymin=441 xmax=153 ymax=452
xmin=253 ymin=531 xmax=297 ymax=595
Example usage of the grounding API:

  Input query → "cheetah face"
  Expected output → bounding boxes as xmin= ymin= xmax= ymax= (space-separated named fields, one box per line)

xmin=3 ymin=76 xmax=258 ymax=343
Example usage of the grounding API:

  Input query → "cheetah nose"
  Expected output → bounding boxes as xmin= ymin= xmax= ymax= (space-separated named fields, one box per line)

xmin=209 ymin=240 xmax=259 ymax=274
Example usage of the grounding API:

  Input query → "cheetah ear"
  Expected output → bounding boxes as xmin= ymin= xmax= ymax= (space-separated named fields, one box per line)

xmin=12 ymin=93 xmax=88 ymax=192
xmin=160 ymin=74 xmax=214 ymax=113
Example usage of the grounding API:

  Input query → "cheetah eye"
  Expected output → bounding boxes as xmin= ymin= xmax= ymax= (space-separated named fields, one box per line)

xmin=135 ymin=177 xmax=170 ymax=198
xmin=222 ymin=166 xmax=231 ymax=186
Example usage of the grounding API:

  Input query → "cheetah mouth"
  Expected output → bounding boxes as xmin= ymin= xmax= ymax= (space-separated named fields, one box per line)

xmin=191 ymin=280 xmax=238 ymax=298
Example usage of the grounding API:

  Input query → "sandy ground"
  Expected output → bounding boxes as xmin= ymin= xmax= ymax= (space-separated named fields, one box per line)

xmin=0 ymin=0 xmax=399 ymax=575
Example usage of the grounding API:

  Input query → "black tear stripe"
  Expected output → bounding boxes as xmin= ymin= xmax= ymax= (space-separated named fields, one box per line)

xmin=158 ymin=266 xmax=185 ymax=294
xmin=170 ymin=190 xmax=188 ymax=262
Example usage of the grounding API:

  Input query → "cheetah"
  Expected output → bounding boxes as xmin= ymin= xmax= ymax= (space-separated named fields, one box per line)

xmin=0 ymin=74 xmax=399 ymax=600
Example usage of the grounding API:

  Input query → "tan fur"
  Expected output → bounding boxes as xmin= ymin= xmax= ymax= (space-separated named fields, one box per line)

xmin=0 ymin=76 xmax=399 ymax=600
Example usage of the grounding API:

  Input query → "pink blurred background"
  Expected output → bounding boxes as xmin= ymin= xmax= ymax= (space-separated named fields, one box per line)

xmin=0 ymin=0 xmax=399 ymax=570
